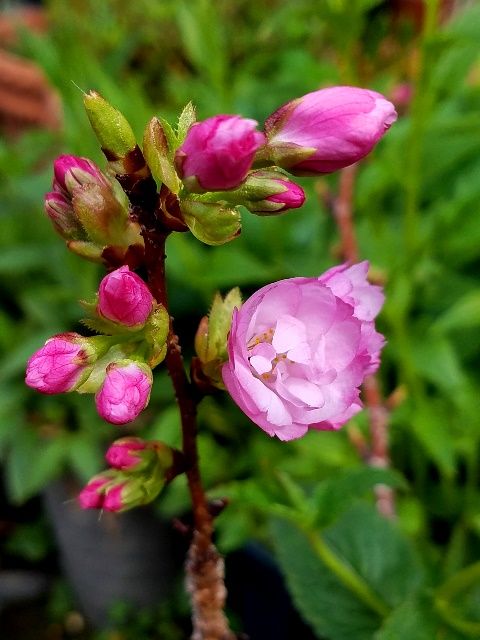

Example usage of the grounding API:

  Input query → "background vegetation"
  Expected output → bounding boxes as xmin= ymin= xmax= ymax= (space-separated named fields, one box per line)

xmin=1 ymin=1 xmax=480 ymax=638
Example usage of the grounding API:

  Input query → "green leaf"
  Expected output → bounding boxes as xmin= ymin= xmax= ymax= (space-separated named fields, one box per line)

xmin=6 ymin=431 xmax=68 ymax=503
xmin=271 ymin=504 xmax=424 ymax=640
xmin=312 ymin=466 xmax=408 ymax=526
xmin=67 ymin=432 xmax=103 ymax=481
xmin=410 ymin=402 xmax=457 ymax=478
xmin=433 ymin=290 xmax=480 ymax=332
xmin=374 ymin=596 xmax=439 ymax=640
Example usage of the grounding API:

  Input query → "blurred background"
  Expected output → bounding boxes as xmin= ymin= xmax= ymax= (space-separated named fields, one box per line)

xmin=0 ymin=0 xmax=480 ymax=639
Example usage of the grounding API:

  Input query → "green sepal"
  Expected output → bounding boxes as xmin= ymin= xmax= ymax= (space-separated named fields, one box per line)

xmin=195 ymin=288 xmax=241 ymax=388
xmin=76 ymin=345 xmax=129 ymax=394
xmin=67 ymin=240 xmax=104 ymax=263
xmin=180 ymin=199 xmax=241 ymax=246
xmin=83 ymin=91 xmax=137 ymax=159
xmin=253 ymin=142 xmax=317 ymax=172
xmin=143 ymin=117 xmax=181 ymax=194
xmin=177 ymin=102 xmax=196 ymax=144
xmin=72 ymin=183 xmax=139 ymax=247
xmin=144 ymin=305 xmax=170 ymax=368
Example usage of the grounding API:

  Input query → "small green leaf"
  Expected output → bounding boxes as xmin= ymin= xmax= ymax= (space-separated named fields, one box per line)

xmin=177 ymin=102 xmax=196 ymax=144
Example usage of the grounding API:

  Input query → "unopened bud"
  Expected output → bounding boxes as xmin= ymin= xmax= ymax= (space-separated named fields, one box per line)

xmin=105 ymin=437 xmax=152 ymax=471
xmin=72 ymin=182 xmax=139 ymax=247
xmin=195 ymin=288 xmax=241 ymax=388
xmin=78 ymin=473 xmax=113 ymax=509
xmin=143 ymin=117 xmax=181 ymax=193
xmin=261 ymin=86 xmax=397 ymax=175
xmin=45 ymin=191 xmax=85 ymax=240
xmin=53 ymin=155 xmax=109 ymax=196
xmin=95 ymin=360 xmax=153 ymax=425
xmin=180 ymin=199 xmax=241 ymax=246
xmin=221 ymin=170 xmax=305 ymax=215
xmin=97 ymin=266 xmax=154 ymax=328
xmin=175 ymin=114 xmax=265 ymax=192
xmin=25 ymin=333 xmax=108 ymax=394
xmin=83 ymin=91 xmax=137 ymax=161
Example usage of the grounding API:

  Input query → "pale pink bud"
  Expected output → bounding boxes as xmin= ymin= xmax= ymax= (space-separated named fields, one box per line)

xmin=95 ymin=361 xmax=153 ymax=425
xmin=105 ymin=437 xmax=149 ymax=470
xmin=264 ymin=86 xmax=397 ymax=175
xmin=175 ymin=115 xmax=266 ymax=191
xmin=25 ymin=333 xmax=92 ymax=394
xmin=78 ymin=475 xmax=110 ymax=509
xmin=222 ymin=263 xmax=385 ymax=441
xmin=44 ymin=191 xmax=84 ymax=240
xmin=53 ymin=154 xmax=108 ymax=197
xmin=97 ymin=266 xmax=154 ymax=327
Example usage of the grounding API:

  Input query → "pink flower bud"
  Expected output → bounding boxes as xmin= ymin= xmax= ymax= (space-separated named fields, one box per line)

xmin=25 ymin=333 xmax=92 ymax=394
xmin=78 ymin=475 xmax=110 ymax=509
xmin=175 ymin=115 xmax=266 ymax=191
xmin=264 ymin=179 xmax=305 ymax=211
xmin=103 ymin=483 xmax=126 ymax=512
xmin=53 ymin=154 xmax=108 ymax=197
xmin=44 ymin=191 xmax=85 ymax=240
xmin=222 ymin=263 xmax=385 ymax=441
xmin=95 ymin=361 xmax=153 ymax=425
xmin=264 ymin=86 xmax=397 ymax=174
xmin=105 ymin=437 xmax=148 ymax=470
xmin=97 ymin=266 xmax=154 ymax=327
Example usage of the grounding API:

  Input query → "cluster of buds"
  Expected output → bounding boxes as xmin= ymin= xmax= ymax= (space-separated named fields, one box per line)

xmin=164 ymin=86 xmax=396 ymax=244
xmin=26 ymin=266 xmax=168 ymax=425
xmin=44 ymin=154 xmax=144 ymax=265
xmin=78 ymin=437 xmax=176 ymax=512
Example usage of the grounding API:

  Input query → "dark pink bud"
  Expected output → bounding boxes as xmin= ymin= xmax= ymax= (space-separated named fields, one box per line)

xmin=264 ymin=86 xmax=397 ymax=175
xmin=105 ymin=437 xmax=148 ymax=470
xmin=25 ymin=333 xmax=92 ymax=394
xmin=97 ymin=266 xmax=154 ymax=327
xmin=175 ymin=115 xmax=266 ymax=191
xmin=264 ymin=179 xmax=305 ymax=212
xmin=44 ymin=191 xmax=84 ymax=240
xmin=53 ymin=155 xmax=108 ymax=196
xmin=103 ymin=483 xmax=126 ymax=512
xmin=95 ymin=361 xmax=153 ymax=425
xmin=78 ymin=475 xmax=110 ymax=509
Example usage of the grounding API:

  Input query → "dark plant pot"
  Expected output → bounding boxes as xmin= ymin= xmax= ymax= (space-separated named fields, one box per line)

xmin=43 ymin=478 xmax=176 ymax=629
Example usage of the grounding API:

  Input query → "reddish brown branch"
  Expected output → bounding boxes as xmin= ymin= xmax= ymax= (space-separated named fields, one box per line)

xmin=140 ymin=218 xmax=233 ymax=640
xmin=333 ymin=164 xmax=359 ymax=263
xmin=327 ymin=164 xmax=395 ymax=518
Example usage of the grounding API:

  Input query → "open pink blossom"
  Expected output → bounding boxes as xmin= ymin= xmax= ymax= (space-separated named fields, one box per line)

xmin=264 ymin=86 xmax=397 ymax=174
xmin=222 ymin=262 xmax=384 ymax=441
xmin=95 ymin=361 xmax=153 ymax=425
xmin=97 ymin=266 xmax=154 ymax=327
xmin=175 ymin=115 xmax=266 ymax=191
xmin=25 ymin=333 xmax=91 ymax=394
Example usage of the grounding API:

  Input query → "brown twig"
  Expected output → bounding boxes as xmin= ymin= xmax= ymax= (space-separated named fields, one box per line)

xmin=135 ymin=185 xmax=234 ymax=640
xmin=327 ymin=163 xmax=395 ymax=518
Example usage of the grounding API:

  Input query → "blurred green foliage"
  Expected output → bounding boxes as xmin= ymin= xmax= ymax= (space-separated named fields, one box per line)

xmin=1 ymin=0 xmax=480 ymax=638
